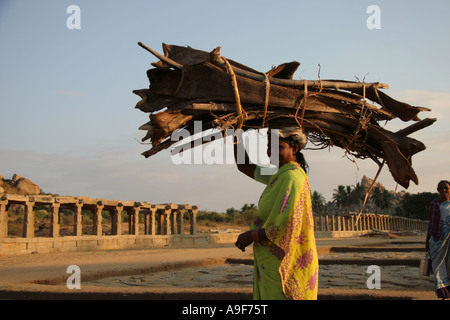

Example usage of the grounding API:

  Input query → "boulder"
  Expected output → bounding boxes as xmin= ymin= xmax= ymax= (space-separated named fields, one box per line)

xmin=15 ymin=177 xmax=40 ymax=195
xmin=0 ymin=174 xmax=41 ymax=195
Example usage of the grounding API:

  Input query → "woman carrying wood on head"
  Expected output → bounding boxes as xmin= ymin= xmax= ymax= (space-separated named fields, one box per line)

xmin=234 ymin=127 xmax=318 ymax=300
xmin=426 ymin=180 xmax=450 ymax=299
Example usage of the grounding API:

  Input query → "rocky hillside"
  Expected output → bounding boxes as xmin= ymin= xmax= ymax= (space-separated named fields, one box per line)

xmin=360 ymin=175 xmax=385 ymax=191
xmin=0 ymin=174 xmax=41 ymax=195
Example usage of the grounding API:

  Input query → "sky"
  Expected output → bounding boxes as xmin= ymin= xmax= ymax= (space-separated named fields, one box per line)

xmin=0 ymin=0 xmax=449 ymax=212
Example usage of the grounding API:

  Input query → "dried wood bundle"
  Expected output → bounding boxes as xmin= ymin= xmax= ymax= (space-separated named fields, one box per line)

xmin=133 ymin=42 xmax=435 ymax=189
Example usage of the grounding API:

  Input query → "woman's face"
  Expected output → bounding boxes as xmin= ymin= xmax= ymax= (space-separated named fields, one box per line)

xmin=437 ymin=181 xmax=450 ymax=201
xmin=267 ymin=138 xmax=298 ymax=167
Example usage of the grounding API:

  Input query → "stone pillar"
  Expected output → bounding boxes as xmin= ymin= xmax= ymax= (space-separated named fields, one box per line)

xmin=177 ymin=206 xmax=186 ymax=235
xmin=23 ymin=200 xmax=35 ymax=238
xmin=132 ymin=206 xmax=140 ymax=236
xmin=189 ymin=206 xmax=198 ymax=235
xmin=0 ymin=199 xmax=8 ymax=238
xmin=50 ymin=202 xmax=60 ymax=237
xmin=73 ymin=202 xmax=83 ymax=236
xmin=149 ymin=208 xmax=157 ymax=235
xmin=171 ymin=209 xmax=178 ymax=235
xmin=163 ymin=206 xmax=171 ymax=235
xmin=92 ymin=203 xmax=104 ymax=236
xmin=144 ymin=209 xmax=150 ymax=235
xmin=111 ymin=205 xmax=123 ymax=235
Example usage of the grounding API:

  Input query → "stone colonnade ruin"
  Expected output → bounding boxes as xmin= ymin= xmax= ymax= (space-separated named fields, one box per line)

xmin=0 ymin=194 xmax=199 ymax=238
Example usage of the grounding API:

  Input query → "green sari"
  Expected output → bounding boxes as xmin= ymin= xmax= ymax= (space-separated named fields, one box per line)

xmin=251 ymin=161 xmax=318 ymax=300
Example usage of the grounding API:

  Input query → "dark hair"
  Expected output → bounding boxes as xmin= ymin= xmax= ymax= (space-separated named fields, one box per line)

xmin=282 ymin=137 xmax=309 ymax=173
xmin=438 ymin=180 xmax=450 ymax=187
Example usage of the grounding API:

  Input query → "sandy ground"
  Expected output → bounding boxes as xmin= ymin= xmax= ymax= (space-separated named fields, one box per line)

xmin=0 ymin=234 xmax=439 ymax=300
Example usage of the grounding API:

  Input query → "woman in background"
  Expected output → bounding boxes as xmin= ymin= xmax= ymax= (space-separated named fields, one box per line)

xmin=234 ymin=128 xmax=318 ymax=300
xmin=426 ymin=180 xmax=450 ymax=299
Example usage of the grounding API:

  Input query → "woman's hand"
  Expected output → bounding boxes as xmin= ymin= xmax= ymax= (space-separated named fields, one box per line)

xmin=235 ymin=231 xmax=254 ymax=252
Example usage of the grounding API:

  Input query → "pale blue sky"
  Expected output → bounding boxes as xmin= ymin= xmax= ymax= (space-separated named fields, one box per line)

xmin=1 ymin=0 xmax=449 ymax=212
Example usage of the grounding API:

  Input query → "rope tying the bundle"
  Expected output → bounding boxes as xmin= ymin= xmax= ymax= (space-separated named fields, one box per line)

xmin=222 ymin=57 xmax=244 ymax=129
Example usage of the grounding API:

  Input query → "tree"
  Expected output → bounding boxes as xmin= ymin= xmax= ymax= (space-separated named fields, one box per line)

xmin=350 ymin=183 xmax=367 ymax=210
xmin=332 ymin=185 xmax=348 ymax=210
xmin=332 ymin=185 xmax=358 ymax=212
xmin=370 ymin=186 xmax=393 ymax=212
xmin=399 ymin=192 xmax=438 ymax=220
xmin=312 ymin=191 xmax=326 ymax=215
xmin=241 ymin=203 xmax=256 ymax=212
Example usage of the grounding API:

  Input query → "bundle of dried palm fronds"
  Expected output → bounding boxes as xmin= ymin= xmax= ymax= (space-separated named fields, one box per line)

xmin=133 ymin=42 xmax=435 ymax=189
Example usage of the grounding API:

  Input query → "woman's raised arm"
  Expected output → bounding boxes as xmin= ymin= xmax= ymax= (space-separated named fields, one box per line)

xmin=233 ymin=131 xmax=256 ymax=179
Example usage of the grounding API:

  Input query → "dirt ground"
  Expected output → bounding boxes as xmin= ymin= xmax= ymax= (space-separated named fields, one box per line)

xmin=0 ymin=233 xmax=439 ymax=300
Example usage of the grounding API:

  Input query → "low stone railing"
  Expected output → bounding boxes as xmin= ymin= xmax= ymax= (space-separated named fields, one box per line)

xmin=0 ymin=194 xmax=199 ymax=238
xmin=314 ymin=212 xmax=428 ymax=233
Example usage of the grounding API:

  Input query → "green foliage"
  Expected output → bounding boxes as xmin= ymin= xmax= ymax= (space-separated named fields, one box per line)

xmin=399 ymin=192 xmax=438 ymax=220
xmin=330 ymin=181 xmax=437 ymax=220
xmin=370 ymin=186 xmax=393 ymax=212
xmin=197 ymin=203 xmax=258 ymax=225
xmin=34 ymin=208 xmax=50 ymax=220
xmin=312 ymin=191 xmax=326 ymax=215
xmin=197 ymin=210 xmax=228 ymax=223
xmin=332 ymin=183 xmax=367 ymax=212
